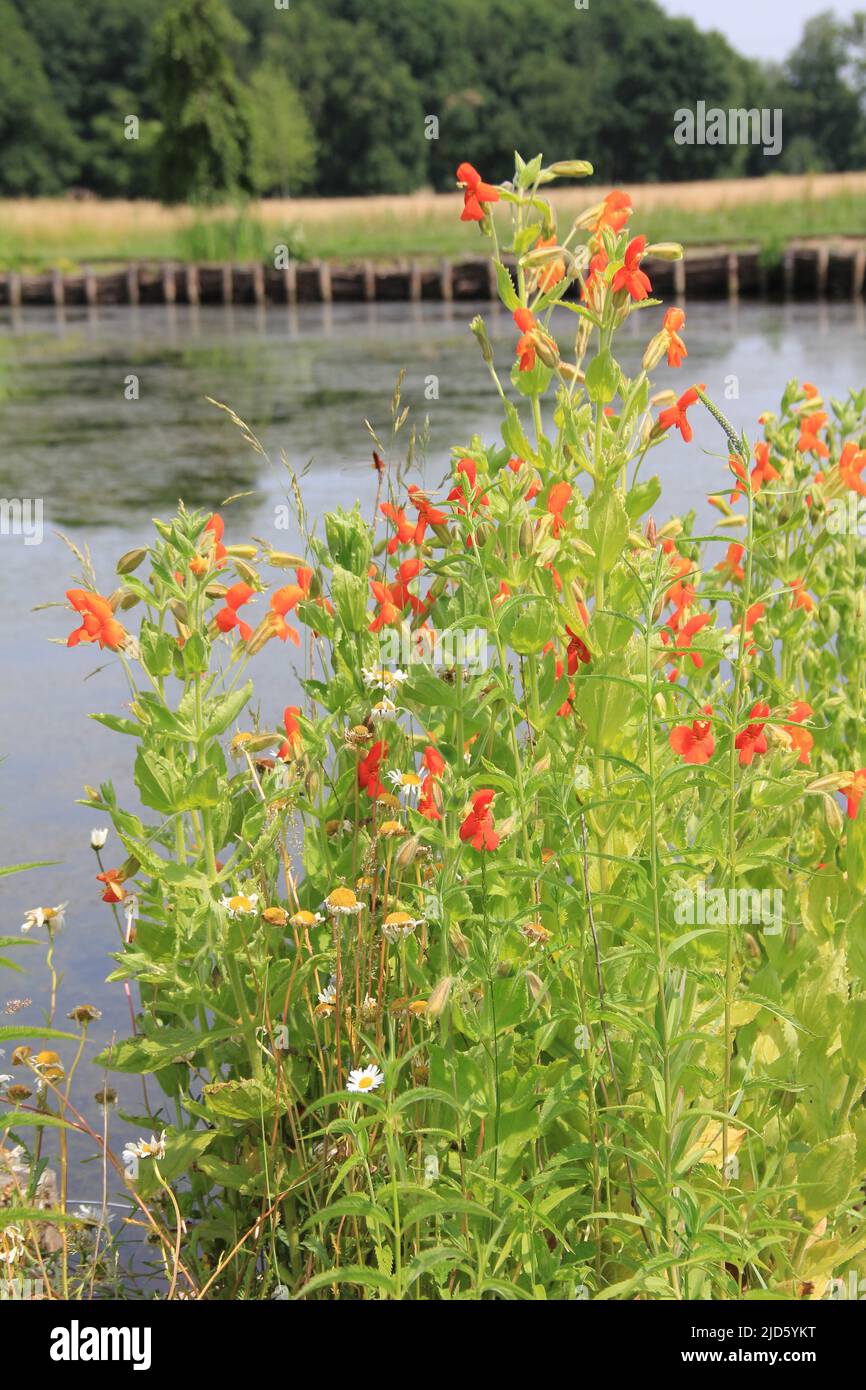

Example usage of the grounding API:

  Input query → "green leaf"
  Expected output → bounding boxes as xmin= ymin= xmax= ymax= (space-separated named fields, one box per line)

xmin=588 ymin=490 xmax=629 ymax=574
xmin=585 ymin=349 xmax=620 ymax=404
xmin=494 ymin=260 xmax=519 ymax=310
xmin=797 ymin=1135 xmax=855 ymax=1219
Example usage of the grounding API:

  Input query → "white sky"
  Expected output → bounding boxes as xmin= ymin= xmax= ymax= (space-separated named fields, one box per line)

xmin=657 ymin=0 xmax=860 ymax=61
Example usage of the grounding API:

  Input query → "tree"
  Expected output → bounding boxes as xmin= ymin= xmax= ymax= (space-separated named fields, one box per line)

xmin=247 ymin=64 xmax=316 ymax=196
xmin=0 ymin=1 xmax=79 ymax=194
xmin=149 ymin=0 xmax=256 ymax=204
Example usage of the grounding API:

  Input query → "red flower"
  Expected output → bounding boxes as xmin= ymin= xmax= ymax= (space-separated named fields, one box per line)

xmin=215 ymin=582 xmax=254 ymax=642
xmin=669 ymin=705 xmax=715 ymax=765
xmin=380 ymin=501 xmax=418 ymax=554
xmin=797 ymin=411 xmax=829 ymax=459
xmin=278 ymin=706 xmax=302 ymax=760
xmin=358 ymin=740 xmax=388 ymax=801
xmin=204 ymin=513 xmax=228 ymax=566
xmin=658 ymin=384 xmax=705 ymax=444
xmin=407 ymin=485 xmax=448 ymax=543
xmin=369 ymin=578 xmax=401 ymax=633
xmin=565 ymin=624 xmax=591 ymax=672
xmin=611 ymin=235 xmax=652 ymax=302
xmin=457 ymin=163 xmax=500 ymax=222
xmin=418 ymin=745 xmax=445 ymax=822
xmin=271 ymin=568 xmax=311 ymax=645
xmin=788 ymin=578 xmax=815 ymax=613
xmin=783 ymin=700 xmax=813 ymax=764
xmin=513 ymin=307 xmax=537 ymax=372
xmin=448 ymin=457 xmax=489 ymax=518
xmin=752 ymin=442 xmax=779 ymax=491
xmin=96 ymin=868 xmax=126 ymax=904
xmin=533 ymin=233 xmax=566 ymax=291
xmin=663 ymin=308 xmax=687 ymax=367
xmin=66 ymin=590 xmax=126 ymax=651
xmin=838 ymin=442 xmax=866 ymax=496
xmin=840 ymin=770 xmax=866 ymax=820
xmin=582 ymin=248 xmax=609 ymax=303
xmin=674 ymin=611 xmax=712 ymax=669
xmin=459 ymin=789 xmax=500 ymax=852
xmin=715 ymin=543 xmax=744 ymax=584
xmin=547 ymin=481 xmax=572 ymax=538
xmin=423 ymin=745 xmax=446 ymax=777
xmin=734 ymin=701 xmax=770 ymax=767
xmin=593 ymin=190 xmax=632 ymax=236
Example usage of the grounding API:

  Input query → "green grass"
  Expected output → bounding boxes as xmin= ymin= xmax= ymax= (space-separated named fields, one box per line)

xmin=0 ymin=190 xmax=864 ymax=272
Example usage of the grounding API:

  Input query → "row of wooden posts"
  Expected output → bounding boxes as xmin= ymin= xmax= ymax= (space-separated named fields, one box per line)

xmin=1 ymin=246 xmax=865 ymax=308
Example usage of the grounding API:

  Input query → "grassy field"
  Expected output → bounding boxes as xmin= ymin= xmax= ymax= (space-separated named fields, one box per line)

xmin=1 ymin=171 xmax=865 ymax=270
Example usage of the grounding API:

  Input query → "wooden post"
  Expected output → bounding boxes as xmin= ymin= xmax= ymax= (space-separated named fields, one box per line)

xmin=816 ymin=245 xmax=829 ymax=299
xmin=318 ymin=260 xmax=332 ymax=304
xmin=282 ymin=261 xmax=297 ymax=305
xmin=84 ymin=266 xmax=97 ymax=307
xmin=8 ymin=272 xmax=21 ymax=309
xmin=409 ymin=260 xmax=422 ymax=302
xmin=726 ymin=252 xmax=739 ymax=300
xmin=126 ymin=263 xmax=139 ymax=305
xmin=673 ymin=258 xmax=686 ymax=298
xmin=221 ymin=264 xmax=233 ymax=304
xmin=187 ymin=264 xmax=200 ymax=306
xmin=853 ymin=248 xmax=866 ymax=299
xmin=486 ymin=257 xmax=497 ymax=300
xmin=252 ymin=262 xmax=265 ymax=305
xmin=439 ymin=259 xmax=453 ymax=302
xmin=51 ymin=268 xmax=65 ymax=308
xmin=161 ymin=262 xmax=176 ymax=304
xmin=782 ymin=251 xmax=794 ymax=299
xmin=362 ymin=261 xmax=376 ymax=302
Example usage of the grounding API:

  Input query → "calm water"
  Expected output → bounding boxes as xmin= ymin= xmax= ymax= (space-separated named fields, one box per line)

xmin=0 ymin=297 xmax=863 ymax=1198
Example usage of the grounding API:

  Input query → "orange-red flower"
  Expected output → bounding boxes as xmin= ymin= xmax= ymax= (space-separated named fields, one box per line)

xmin=611 ymin=235 xmax=652 ymax=302
xmin=582 ymin=248 xmax=608 ymax=303
xmin=662 ymin=307 xmax=687 ymax=367
xmin=278 ymin=706 xmax=302 ymax=760
xmin=840 ymin=769 xmax=866 ymax=820
xmin=673 ymin=611 xmax=712 ymax=670
xmin=782 ymin=700 xmax=813 ymax=764
xmin=838 ymin=442 xmax=866 ymax=496
xmin=547 ymin=481 xmax=573 ymax=538
xmin=788 ymin=578 xmax=815 ymax=613
xmin=406 ymin=485 xmax=448 ymax=543
xmin=66 ymin=590 xmax=126 ymax=651
xmin=593 ymin=189 xmax=632 ymax=236
xmin=669 ymin=705 xmax=715 ymax=765
xmin=369 ymin=578 xmax=401 ymax=633
xmin=513 ymin=307 xmax=537 ymax=372
xmin=215 ymin=582 xmax=254 ymax=642
xmin=534 ymin=233 xmax=566 ymax=291
xmin=96 ymin=868 xmax=126 ymax=904
xmin=797 ymin=411 xmax=829 ymax=459
xmin=714 ymin=543 xmax=744 ymax=584
xmin=734 ymin=701 xmax=770 ymax=767
xmin=751 ymin=442 xmax=780 ymax=491
xmin=459 ymin=789 xmax=500 ymax=852
xmin=379 ymin=501 xmax=418 ymax=553
xmin=358 ymin=740 xmax=388 ymax=801
xmin=457 ymin=163 xmax=500 ymax=222
xmin=270 ymin=568 xmax=311 ymax=645
xmin=658 ymin=384 xmax=705 ymax=444
xmin=448 ymin=457 xmax=489 ymax=518
xmin=418 ymin=744 xmax=445 ymax=822
xmin=203 ymin=513 xmax=228 ymax=566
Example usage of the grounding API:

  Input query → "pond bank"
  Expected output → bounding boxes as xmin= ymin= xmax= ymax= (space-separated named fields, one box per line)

xmin=3 ymin=241 xmax=866 ymax=309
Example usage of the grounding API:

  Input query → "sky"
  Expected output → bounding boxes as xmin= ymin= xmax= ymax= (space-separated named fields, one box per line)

xmin=657 ymin=0 xmax=860 ymax=61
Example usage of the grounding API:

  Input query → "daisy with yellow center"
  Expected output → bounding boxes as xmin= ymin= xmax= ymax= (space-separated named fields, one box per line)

xmin=221 ymin=891 xmax=259 ymax=918
xmin=382 ymin=910 xmax=423 ymax=943
xmin=378 ymin=819 xmax=406 ymax=838
xmin=388 ymin=770 xmax=424 ymax=801
xmin=262 ymin=906 xmax=288 ymax=927
xmin=20 ymin=903 xmax=67 ymax=935
xmin=31 ymin=1050 xmax=65 ymax=1082
xmin=363 ymin=666 xmax=408 ymax=689
xmin=317 ymin=982 xmax=336 ymax=1008
xmin=290 ymin=908 xmax=324 ymax=928
xmin=370 ymin=696 xmax=397 ymax=717
xmin=346 ymin=1063 xmax=385 ymax=1094
xmin=323 ymin=887 xmax=363 ymax=916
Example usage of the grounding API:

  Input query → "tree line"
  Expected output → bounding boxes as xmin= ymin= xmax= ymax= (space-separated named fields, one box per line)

xmin=2 ymin=0 xmax=865 ymax=201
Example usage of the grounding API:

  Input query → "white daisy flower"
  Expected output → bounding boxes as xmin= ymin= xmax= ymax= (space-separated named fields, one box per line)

xmin=346 ymin=1064 xmax=385 ymax=1095
xmin=317 ymin=982 xmax=337 ymax=1007
xmin=20 ymin=903 xmax=67 ymax=935
xmin=90 ymin=827 xmax=109 ymax=849
xmin=221 ymin=891 xmax=260 ymax=918
xmin=122 ymin=1131 xmax=166 ymax=1164
xmin=388 ymin=769 xmax=423 ymax=801
xmin=322 ymin=887 xmax=363 ymax=916
xmin=381 ymin=910 xmax=423 ymax=943
xmin=0 ymin=1226 xmax=24 ymax=1266
xmin=362 ymin=666 xmax=408 ymax=689
xmin=0 ymin=1074 xmax=12 ymax=1086
xmin=370 ymin=696 xmax=397 ymax=717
